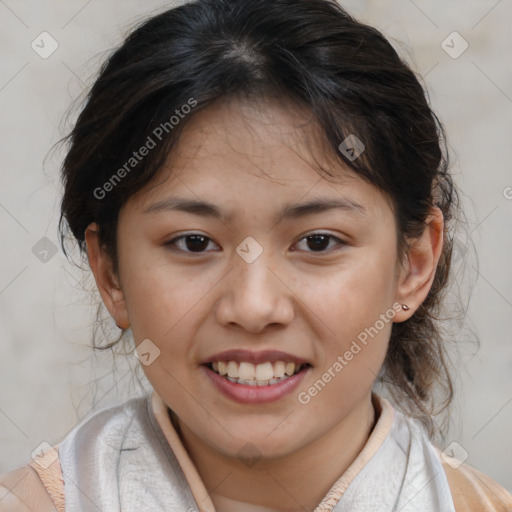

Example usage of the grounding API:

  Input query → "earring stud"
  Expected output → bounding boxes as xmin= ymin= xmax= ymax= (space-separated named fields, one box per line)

xmin=402 ymin=304 xmax=410 ymax=311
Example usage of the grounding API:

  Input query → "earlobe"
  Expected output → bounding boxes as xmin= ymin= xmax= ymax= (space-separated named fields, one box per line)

xmin=84 ymin=222 xmax=130 ymax=329
xmin=394 ymin=207 xmax=444 ymax=323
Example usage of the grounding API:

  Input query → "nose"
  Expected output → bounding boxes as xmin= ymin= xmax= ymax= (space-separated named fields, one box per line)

xmin=214 ymin=251 xmax=295 ymax=333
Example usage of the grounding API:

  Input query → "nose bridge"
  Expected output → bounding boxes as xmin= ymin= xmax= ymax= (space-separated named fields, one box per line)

xmin=233 ymin=242 xmax=278 ymax=302
xmin=216 ymin=239 xmax=293 ymax=331
xmin=233 ymin=234 xmax=274 ymax=287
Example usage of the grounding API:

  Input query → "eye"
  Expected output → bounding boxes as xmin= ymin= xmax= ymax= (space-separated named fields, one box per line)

xmin=165 ymin=233 xmax=219 ymax=253
xmin=165 ymin=232 xmax=346 ymax=255
xmin=294 ymin=232 xmax=346 ymax=253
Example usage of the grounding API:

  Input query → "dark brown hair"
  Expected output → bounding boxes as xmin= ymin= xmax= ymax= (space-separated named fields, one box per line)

xmin=59 ymin=0 xmax=468 ymax=434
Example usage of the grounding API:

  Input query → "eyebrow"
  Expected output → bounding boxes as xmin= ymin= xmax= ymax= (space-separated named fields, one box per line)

xmin=143 ymin=196 xmax=367 ymax=223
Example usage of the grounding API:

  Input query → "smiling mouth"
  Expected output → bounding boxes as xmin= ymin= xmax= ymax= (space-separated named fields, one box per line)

xmin=205 ymin=360 xmax=311 ymax=386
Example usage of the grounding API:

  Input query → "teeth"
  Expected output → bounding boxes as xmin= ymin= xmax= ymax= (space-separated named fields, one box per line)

xmin=274 ymin=361 xmax=285 ymax=378
xmin=209 ymin=360 xmax=305 ymax=385
xmin=227 ymin=361 xmax=238 ymax=378
xmin=218 ymin=361 xmax=228 ymax=376
xmin=255 ymin=362 xmax=274 ymax=381
xmin=285 ymin=362 xmax=296 ymax=376
xmin=239 ymin=362 xmax=255 ymax=380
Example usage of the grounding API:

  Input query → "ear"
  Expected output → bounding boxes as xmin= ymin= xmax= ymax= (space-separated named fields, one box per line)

xmin=394 ymin=206 xmax=444 ymax=323
xmin=85 ymin=222 xmax=130 ymax=329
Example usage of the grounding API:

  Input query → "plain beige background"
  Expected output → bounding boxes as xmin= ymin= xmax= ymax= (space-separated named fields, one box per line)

xmin=1 ymin=0 xmax=511 ymax=494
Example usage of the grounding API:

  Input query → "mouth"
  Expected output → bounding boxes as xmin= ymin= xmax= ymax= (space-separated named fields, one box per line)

xmin=200 ymin=349 xmax=312 ymax=403
xmin=204 ymin=360 xmax=311 ymax=387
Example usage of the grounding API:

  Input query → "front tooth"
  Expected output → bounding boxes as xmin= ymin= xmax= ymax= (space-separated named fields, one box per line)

xmin=273 ymin=361 xmax=285 ymax=378
xmin=239 ymin=362 xmax=256 ymax=380
xmin=285 ymin=362 xmax=296 ymax=376
xmin=218 ymin=361 xmax=228 ymax=375
xmin=255 ymin=362 xmax=274 ymax=381
xmin=227 ymin=361 xmax=239 ymax=378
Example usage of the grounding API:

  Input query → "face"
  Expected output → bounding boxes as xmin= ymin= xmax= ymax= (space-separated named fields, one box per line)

xmin=89 ymin=95 xmax=436 ymax=462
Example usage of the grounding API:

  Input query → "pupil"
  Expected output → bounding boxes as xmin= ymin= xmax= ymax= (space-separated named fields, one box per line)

xmin=186 ymin=235 xmax=208 ymax=252
xmin=308 ymin=235 xmax=329 ymax=251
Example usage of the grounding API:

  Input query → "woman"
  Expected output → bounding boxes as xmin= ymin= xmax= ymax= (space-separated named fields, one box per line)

xmin=1 ymin=0 xmax=511 ymax=510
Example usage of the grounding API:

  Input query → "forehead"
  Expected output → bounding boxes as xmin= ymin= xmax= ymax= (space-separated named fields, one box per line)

xmin=166 ymin=95 xmax=343 ymax=182
xmin=128 ymin=95 xmax=393 ymax=220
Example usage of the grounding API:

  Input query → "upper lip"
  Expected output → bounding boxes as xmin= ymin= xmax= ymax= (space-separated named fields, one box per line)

xmin=203 ymin=349 xmax=310 ymax=365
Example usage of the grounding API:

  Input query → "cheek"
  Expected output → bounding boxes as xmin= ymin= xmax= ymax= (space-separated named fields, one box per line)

xmin=300 ymin=300 xmax=393 ymax=419
xmin=303 ymin=249 xmax=396 ymax=334
xmin=297 ymin=248 xmax=396 ymax=393
xmin=121 ymin=250 xmax=205 ymax=336
xmin=124 ymin=266 xmax=204 ymax=401
xmin=121 ymin=256 xmax=220 ymax=383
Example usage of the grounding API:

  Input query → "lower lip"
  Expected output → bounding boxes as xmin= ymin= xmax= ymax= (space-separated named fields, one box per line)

xmin=201 ymin=365 xmax=310 ymax=404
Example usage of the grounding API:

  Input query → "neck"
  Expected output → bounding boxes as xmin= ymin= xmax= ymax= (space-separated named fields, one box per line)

xmin=174 ymin=393 xmax=378 ymax=512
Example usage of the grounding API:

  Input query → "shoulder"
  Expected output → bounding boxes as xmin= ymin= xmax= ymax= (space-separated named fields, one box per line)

xmin=438 ymin=449 xmax=512 ymax=512
xmin=68 ymin=395 xmax=150 ymax=433
xmin=0 ymin=397 xmax=153 ymax=512
xmin=58 ymin=395 xmax=152 ymax=453
xmin=0 ymin=466 xmax=57 ymax=512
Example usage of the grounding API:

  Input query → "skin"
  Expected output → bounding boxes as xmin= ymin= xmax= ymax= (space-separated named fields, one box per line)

xmin=84 ymin=95 xmax=443 ymax=512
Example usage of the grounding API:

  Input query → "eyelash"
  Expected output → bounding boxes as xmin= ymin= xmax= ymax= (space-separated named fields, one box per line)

xmin=165 ymin=232 xmax=347 ymax=255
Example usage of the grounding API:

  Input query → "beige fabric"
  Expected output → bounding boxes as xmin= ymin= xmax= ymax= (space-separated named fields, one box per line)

xmin=6 ymin=392 xmax=512 ymax=512
xmin=151 ymin=392 xmax=395 ymax=512
xmin=151 ymin=392 xmax=217 ymax=512
xmin=27 ymin=445 xmax=64 ymax=512
xmin=0 ymin=465 xmax=58 ymax=512
xmin=435 ymin=447 xmax=512 ymax=512
xmin=311 ymin=394 xmax=394 ymax=511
